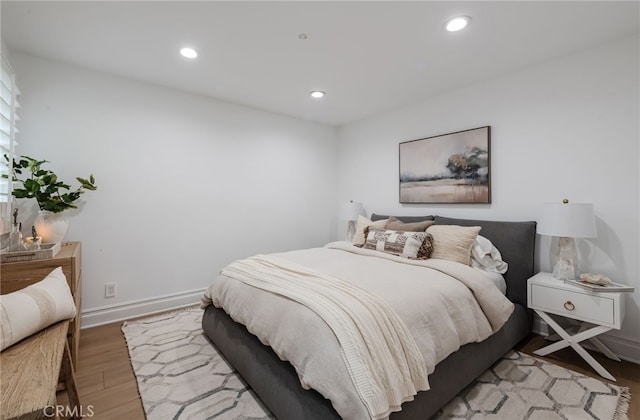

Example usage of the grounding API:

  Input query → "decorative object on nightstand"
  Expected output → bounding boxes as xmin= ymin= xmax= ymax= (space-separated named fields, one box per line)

xmin=537 ymin=199 xmax=596 ymax=280
xmin=528 ymin=272 xmax=631 ymax=381
xmin=3 ymin=155 xmax=97 ymax=243
xmin=566 ymin=274 xmax=635 ymax=293
xmin=8 ymin=209 xmax=23 ymax=252
xmin=34 ymin=210 xmax=71 ymax=244
xmin=24 ymin=225 xmax=42 ymax=250
xmin=341 ymin=200 xmax=364 ymax=241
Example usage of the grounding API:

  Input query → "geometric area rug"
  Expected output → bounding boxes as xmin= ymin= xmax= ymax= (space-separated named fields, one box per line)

xmin=123 ymin=308 xmax=631 ymax=420
xmin=122 ymin=307 xmax=273 ymax=420
xmin=432 ymin=351 xmax=631 ymax=420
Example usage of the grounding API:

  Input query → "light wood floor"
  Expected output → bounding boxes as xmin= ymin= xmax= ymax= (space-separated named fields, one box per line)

xmin=70 ymin=322 xmax=146 ymax=419
xmin=64 ymin=321 xmax=638 ymax=419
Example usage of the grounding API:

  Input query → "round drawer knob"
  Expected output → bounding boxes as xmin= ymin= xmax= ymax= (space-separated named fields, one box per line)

xmin=564 ymin=301 xmax=575 ymax=311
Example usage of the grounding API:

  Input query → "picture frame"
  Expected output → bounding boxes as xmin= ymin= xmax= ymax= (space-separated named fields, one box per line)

xmin=399 ymin=126 xmax=491 ymax=204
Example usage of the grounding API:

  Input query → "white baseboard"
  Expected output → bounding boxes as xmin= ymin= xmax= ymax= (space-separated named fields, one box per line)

xmin=81 ymin=288 xmax=205 ymax=329
xmin=532 ymin=313 xmax=640 ymax=365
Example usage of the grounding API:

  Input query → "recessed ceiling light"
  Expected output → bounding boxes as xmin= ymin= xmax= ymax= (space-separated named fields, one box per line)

xmin=310 ymin=91 xmax=325 ymax=99
xmin=180 ymin=47 xmax=198 ymax=59
xmin=445 ymin=16 xmax=471 ymax=32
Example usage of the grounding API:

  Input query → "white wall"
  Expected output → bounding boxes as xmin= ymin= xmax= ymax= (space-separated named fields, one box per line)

xmin=337 ymin=37 xmax=640 ymax=362
xmin=9 ymin=37 xmax=640 ymax=360
xmin=12 ymin=53 xmax=338 ymax=326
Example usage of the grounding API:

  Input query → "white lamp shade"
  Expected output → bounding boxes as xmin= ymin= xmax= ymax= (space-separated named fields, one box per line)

xmin=537 ymin=202 xmax=597 ymax=238
xmin=341 ymin=201 xmax=364 ymax=221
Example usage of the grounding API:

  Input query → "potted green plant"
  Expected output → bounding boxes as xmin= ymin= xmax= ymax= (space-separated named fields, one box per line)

xmin=3 ymin=155 xmax=97 ymax=243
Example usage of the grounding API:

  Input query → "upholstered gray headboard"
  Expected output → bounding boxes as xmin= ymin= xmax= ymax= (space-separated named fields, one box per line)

xmin=370 ymin=214 xmax=536 ymax=308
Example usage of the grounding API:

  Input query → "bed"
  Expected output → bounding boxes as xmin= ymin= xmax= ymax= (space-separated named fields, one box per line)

xmin=202 ymin=215 xmax=536 ymax=419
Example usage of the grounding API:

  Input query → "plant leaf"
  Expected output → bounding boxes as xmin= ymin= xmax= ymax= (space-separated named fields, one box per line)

xmin=8 ymin=155 xmax=96 ymax=210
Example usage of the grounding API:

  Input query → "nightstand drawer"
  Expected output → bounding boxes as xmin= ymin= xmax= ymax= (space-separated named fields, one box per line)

xmin=530 ymin=283 xmax=615 ymax=325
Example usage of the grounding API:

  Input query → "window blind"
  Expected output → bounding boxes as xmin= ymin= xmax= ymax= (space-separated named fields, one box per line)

xmin=0 ymin=54 xmax=19 ymax=236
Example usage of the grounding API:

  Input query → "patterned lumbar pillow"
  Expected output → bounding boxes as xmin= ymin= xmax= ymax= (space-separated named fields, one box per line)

xmin=427 ymin=225 xmax=481 ymax=265
xmin=0 ymin=267 xmax=76 ymax=351
xmin=363 ymin=228 xmax=433 ymax=259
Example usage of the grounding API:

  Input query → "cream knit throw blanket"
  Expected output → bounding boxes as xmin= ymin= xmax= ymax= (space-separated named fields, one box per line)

xmin=220 ymin=255 xmax=429 ymax=420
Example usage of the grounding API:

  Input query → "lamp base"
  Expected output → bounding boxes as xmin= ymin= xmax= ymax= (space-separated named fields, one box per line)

xmin=552 ymin=237 xmax=580 ymax=280
xmin=346 ymin=220 xmax=356 ymax=242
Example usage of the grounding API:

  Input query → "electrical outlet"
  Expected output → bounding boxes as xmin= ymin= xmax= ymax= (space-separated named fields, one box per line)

xmin=105 ymin=283 xmax=117 ymax=298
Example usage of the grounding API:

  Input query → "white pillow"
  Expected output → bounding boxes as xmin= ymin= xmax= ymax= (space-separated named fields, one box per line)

xmin=470 ymin=235 xmax=508 ymax=274
xmin=352 ymin=215 xmax=388 ymax=246
xmin=0 ymin=267 xmax=76 ymax=351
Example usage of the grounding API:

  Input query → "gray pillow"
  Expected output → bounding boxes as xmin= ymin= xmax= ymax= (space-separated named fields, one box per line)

xmin=371 ymin=214 xmax=434 ymax=223
xmin=386 ymin=216 xmax=434 ymax=232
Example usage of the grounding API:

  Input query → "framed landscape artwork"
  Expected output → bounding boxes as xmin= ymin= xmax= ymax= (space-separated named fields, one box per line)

xmin=399 ymin=126 xmax=491 ymax=204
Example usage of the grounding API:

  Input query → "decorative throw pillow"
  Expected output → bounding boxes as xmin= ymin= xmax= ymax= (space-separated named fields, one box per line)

xmin=427 ymin=225 xmax=482 ymax=265
xmin=352 ymin=215 xmax=388 ymax=247
xmin=471 ymin=235 xmax=508 ymax=274
xmin=417 ymin=232 xmax=434 ymax=260
xmin=386 ymin=216 xmax=434 ymax=232
xmin=0 ymin=267 xmax=76 ymax=351
xmin=363 ymin=228 xmax=433 ymax=259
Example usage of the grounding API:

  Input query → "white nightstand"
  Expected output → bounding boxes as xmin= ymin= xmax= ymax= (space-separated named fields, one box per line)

xmin=527 ymin=272 xmax=626 ymax=381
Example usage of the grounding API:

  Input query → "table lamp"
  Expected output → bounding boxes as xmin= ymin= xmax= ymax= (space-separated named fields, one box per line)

xmin=537 ymin=199 xmax=597 ymax=280
xmin=341 ymin=200 xmax=364 ymax=241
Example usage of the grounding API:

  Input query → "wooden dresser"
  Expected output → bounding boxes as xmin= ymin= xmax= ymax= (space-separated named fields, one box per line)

xmin=1 ymin=242 xmax=82 ymax=368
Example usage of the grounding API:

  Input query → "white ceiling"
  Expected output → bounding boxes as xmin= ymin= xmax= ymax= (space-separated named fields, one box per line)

xmin=2 ymin=1 xmax=638 ymax=126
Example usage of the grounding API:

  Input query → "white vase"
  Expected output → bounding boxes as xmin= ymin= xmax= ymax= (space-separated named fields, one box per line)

xmin=34 ymin=210 xmax=69 ymax=244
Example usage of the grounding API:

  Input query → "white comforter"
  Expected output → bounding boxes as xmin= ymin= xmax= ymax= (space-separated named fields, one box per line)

xmin=202 ymin=242 xmax=514 ymax=420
